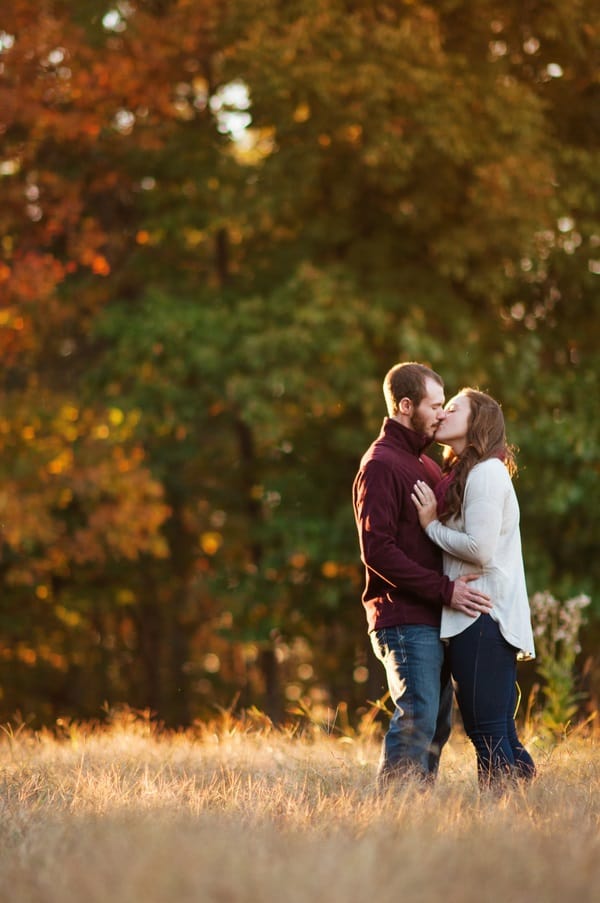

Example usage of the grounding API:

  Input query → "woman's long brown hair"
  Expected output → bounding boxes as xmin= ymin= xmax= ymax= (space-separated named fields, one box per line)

xmin=439 ymin=389 xmax=517 ymax=523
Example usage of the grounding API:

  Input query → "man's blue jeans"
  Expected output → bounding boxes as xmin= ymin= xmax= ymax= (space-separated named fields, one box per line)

xmin=370 ymin=624 xmax=453 ymax=782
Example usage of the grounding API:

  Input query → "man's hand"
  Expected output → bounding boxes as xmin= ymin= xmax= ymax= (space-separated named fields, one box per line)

xmin=450 ymin=574 xmax=492 ymax=618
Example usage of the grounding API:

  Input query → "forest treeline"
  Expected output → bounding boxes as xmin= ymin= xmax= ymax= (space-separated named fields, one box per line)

xmin=1 ymin=0 xmax=598 ymax=725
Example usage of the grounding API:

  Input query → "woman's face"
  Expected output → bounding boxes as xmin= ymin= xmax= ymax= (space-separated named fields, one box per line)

xmin=434 ymin=393 xmax=471 ymax=450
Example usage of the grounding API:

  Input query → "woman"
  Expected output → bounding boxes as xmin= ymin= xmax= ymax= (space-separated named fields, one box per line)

xmin=411 ymin=388 xmax=535 ymax=788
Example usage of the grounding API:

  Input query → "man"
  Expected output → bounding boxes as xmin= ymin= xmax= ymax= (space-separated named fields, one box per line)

xmin=352 ymin=362 xmax=491 ymax=785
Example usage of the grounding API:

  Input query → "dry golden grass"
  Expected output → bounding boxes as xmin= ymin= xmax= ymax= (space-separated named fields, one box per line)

xmin=0 ymin=709 xmax=599 ymax=903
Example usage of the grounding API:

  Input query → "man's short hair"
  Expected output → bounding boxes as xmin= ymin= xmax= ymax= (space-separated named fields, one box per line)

xmin=383 ymin=362 xmax=444 ymax=416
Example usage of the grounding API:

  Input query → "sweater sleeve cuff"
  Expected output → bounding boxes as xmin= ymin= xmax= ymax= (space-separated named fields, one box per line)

xmin=441 ymin=575 xmax=454 ymax=607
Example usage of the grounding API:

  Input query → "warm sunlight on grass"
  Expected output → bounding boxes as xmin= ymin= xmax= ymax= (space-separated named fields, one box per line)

xmin=0 ymin=709 xmax=599 ymax=902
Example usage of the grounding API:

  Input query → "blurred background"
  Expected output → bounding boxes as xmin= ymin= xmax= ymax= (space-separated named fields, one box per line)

xmin=0 ymin=0 xmax=598 ymax=728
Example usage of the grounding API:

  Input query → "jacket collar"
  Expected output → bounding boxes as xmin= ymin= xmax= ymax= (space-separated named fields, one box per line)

xmin=381 ymin=417 xmax=432 ymax=457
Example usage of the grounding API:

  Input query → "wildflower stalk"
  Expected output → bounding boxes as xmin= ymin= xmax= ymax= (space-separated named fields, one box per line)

xmin=529 ymin=591 xmax=591 ymax=738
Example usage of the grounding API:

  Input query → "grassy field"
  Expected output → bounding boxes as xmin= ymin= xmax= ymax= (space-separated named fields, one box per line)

xmin=0 ymin=709 xmax=599 ymax=903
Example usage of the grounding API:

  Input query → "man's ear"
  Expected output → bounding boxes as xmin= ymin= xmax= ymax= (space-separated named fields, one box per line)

xmin=399 ymin=397 xmax=413 ymax=415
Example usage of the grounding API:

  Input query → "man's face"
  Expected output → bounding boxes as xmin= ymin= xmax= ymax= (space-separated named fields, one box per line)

xmin=409 ymin=378 xmax=446 ymax=439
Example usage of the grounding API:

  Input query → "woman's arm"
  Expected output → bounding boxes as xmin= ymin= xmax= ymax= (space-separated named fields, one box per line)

xmin=412 ymin=460 xmax=507 ymax=566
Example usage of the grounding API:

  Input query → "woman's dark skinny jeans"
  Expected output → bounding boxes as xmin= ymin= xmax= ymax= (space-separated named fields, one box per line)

xmin=449 ymin=613 xmax=535 ymax=788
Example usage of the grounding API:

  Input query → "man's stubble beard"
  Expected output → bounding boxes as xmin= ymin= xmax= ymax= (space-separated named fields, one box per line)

xmin=410 ymin=409 xmax=433 ymax=438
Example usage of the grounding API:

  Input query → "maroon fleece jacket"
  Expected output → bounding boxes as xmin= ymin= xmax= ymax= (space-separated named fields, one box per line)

xmin=352 ymin=418 xmax=454 ymax=632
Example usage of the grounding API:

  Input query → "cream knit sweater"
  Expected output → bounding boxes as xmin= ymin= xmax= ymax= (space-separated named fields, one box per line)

xmin=425 ymin=457 xmax=535 ymax=659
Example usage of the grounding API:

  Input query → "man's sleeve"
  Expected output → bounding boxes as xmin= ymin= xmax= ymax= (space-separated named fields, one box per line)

xmin=353 ymin=461 xmax=453 ymax=605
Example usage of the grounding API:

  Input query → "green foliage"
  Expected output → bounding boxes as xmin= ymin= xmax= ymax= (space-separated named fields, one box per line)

xmin=1 ymin=0 xmax=598 ymax=724
xmin=530 ymin=591 xmax=592 ymax=739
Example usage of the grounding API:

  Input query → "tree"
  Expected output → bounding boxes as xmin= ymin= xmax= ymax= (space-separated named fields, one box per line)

xmin=1 ymin=0 xmax=598 ymax=724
